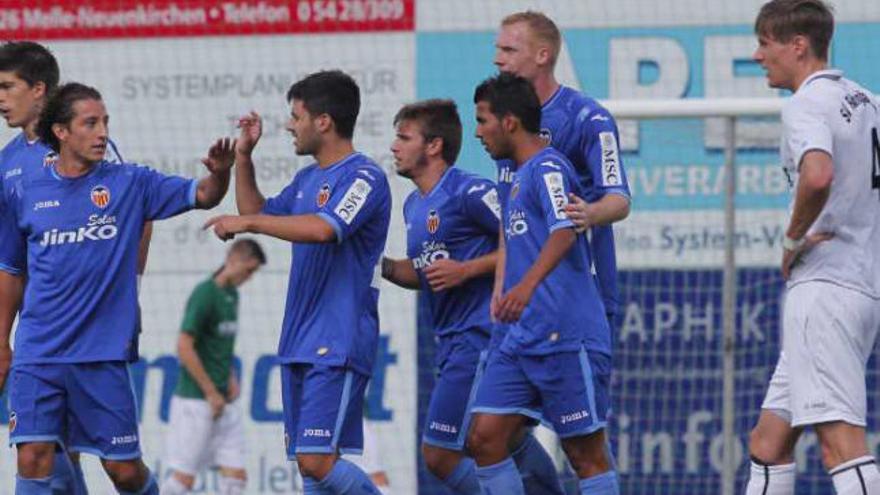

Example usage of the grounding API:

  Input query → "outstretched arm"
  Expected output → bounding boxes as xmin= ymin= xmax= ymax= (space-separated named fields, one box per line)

xmin=195 ymin=138 xmax=236 ymax=209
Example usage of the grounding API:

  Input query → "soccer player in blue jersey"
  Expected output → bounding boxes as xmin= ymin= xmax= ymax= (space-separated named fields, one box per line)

xmin=466 ymin=73 xmax=618 ymax=495
xmin=0 ymin=82 xmax=235 ymax=495
xmin=0 ymin=40 xmax=152 ymax=494
xmin=494 ymin=11 xmax=631 ymax=326
xmin=205 ymin=70 xmax=391 ymax=495
xmin=381 ymin=99 xmax=499 ymax=494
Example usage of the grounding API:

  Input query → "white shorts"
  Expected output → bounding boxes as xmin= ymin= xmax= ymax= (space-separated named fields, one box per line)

xmin=762 ymin=281 xmax=880 ymax=427
xmin=164 ymin=395 xmax=247 ymax=475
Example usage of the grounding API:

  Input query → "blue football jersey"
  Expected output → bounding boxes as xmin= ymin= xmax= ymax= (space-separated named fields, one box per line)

xmin=262 ymin=152 xmax=391 ymax=376
xmin=497 ymin=86 xmax=630 ymax=317
xmin=403 ymin=167 xmax=499 ymax=337
xmin=0 ymin=160 xmax=197 ymax=364
xmin=501 ymin=147 xmax=610 ymax=356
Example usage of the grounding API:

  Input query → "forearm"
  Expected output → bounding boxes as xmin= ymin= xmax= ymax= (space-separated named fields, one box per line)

xmin=461 ymin=251 xmax=498 ymax=280
xmin=786 ymin=182 xmax=830 ymax=239
xmin=246 ymin=214 xmax=336 ymax=243
xmin=382 ymin=257 xmax=421 ymax=289
xmin=519 ymin=228 xmax=576 ymax=291
xmin=196 ymin=170 xmax=231 ymax=209
xmin=0 ymin=272 xmax=22 ymax=347
xmin=235 ymin=152 xmax=266 ymax=214
xmin=137 ymin=222 xmax=153 ymax=275
xmin=178 ymin=344 xmax=220 ymax=397
xmin=584 ymin=193 xmax=630 ymax=226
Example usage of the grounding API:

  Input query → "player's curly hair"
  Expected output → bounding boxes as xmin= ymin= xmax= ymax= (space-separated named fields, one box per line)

xmin=37 ymin=82 xmax=103 ymax=152
xmin=755 ymin=0 xmax=834 ymax=61
xmin=473 ymin=73 xmax=541 ymax=134
xmin=393 ymin=99 xmax=462 ymax=165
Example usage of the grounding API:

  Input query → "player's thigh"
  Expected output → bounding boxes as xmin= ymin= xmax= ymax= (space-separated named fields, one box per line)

xmin=280 ymin=363 xmax=307 ymax=459
xmin=288 ymin=364 xmax=369 ymax=456
xmin=210 ymin=400 xmax=248 ymax=472
xmin=66 ymin=362 xmax=141 ymax=460
xmin=165 ymin=396 xmax=217 ymax=475
xmin=470 ymin=347 xmax=541 ymax=423
xmin=785 ymin=282 xmax=877 ymax=427
xmin=528 ymin=347 xmax=611 ymax=439
xmin=7 ymin=364 xmax=67 ymax=446
xmin=423 ymin=333 xmax=484 ymax=452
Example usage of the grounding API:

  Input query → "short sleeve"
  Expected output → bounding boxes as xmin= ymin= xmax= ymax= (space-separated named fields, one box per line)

xmin=0 ymin=187 xmax=26 ymax=275
xmin=580 ymin=108 xmax=631 ymax=201
xmin=532 ymin=159 xmax=576 ymax=233
xmin=180 ymin=284 xmax=212 ymax=336
xmin=317 ymin=168 xmax=389 ymax=243
xmin=136 ymin=165 xmax=198 ymax=220
xmin=461 ymin=179 xmax=501 ymax=235
xmin=261 ymin=180 xmax=299 ymax=216
xmin=782 ymin=96 xmax=833 ymax=169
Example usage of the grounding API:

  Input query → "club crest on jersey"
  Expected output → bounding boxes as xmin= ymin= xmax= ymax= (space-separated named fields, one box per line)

xmin=316 ymin=183 xmax=331 ymax=207
xmin=539 ymin=128 xmax=552 ymax=145
xmin=43 ymin=152 xmax=58 ymax=168
xmin=8 ymin=412 xmax=15 ymax=433
xmin=426 ymin=209 xmax=440 ymax=234
xmin=91 ymin=185 xmax=111 ymax=208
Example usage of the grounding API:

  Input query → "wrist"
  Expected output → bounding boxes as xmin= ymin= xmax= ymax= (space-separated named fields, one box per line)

xmin=782 ymin=234 xmax=805 ymax=251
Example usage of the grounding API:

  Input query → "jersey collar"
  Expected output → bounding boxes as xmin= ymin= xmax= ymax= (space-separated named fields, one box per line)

xmin=320 ymin=151 xmax=362 ymax=172
xmin=542 ymin=85 xmax=565 ymax=110
xmin=423 ymin=166 xmax=454 ymax=199
xmin=50 ymin=160 xmax=104 ymax=182
xmin=800 ymin=69 xmax=843 ymax=91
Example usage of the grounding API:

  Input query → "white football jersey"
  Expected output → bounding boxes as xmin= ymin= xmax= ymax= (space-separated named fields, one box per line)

xmin=781 ymin=69 xmax=880 ymax=297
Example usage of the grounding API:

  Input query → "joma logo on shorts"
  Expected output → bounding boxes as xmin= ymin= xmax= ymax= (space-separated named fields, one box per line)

xmin=110 ymin=434 xmax=138 ymax=445
xmin=560 ymin=410 xmax=590 ymax=425
xmin=303 ymin=428 xmax=331 ymax=438
xmin=429 ymin=421 xmax=458 ymax=434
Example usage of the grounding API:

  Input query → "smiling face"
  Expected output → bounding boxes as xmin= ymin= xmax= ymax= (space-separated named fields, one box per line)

xmin=55 ymin=98 xmax=109 ymax=164
xmin=391 ymin=119 xmax=430 ymax=179
xmin=753 ymin=33 xmax=801 ymax=90
xmin=475 ymin=101 xmax=512 ymax=161
xmin=285 ymin=98 xmax=322 ymax=156
xmin=0 ymin=70 xmax=45 ymax=130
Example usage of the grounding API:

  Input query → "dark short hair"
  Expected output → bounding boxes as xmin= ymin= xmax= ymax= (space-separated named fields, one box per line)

xmin=286 ymin=70 xmax=360 ymax=139
xmin=393 ymin=99 xmax=462 ymax=165
xmin=0 ymin=41 xmax=60 ymax=90
xmin=230 ymin=238 xmax=267 ymax=265
xmin=755 ymin=0 xmax=834 ymax=61
xmin=37 ymin=83 xmax=103 ymax=152
xmin=473 ymin=73 xmax=541 ymax=134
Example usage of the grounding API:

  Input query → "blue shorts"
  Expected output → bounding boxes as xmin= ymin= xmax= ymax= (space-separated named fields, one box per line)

xmin=471 ymin=345 xmax=611 ymax=438
xmin=8 ymin=362 xmax=142 ymax=460
xmin=423 ymin=331 xmax=486 ymax=450
xmin=280 ymin=363 xmax=369 ymax=458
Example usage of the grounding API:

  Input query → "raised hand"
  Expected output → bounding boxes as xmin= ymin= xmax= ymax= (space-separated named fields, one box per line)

xmin=202 ymin=137 xmax=237 ymax=175
xmin=236 ymin=111 xmax=263 ymax=156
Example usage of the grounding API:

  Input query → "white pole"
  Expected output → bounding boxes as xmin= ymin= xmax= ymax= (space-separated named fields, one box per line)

xmin=721 ymin=116 xmax=738 ymax=495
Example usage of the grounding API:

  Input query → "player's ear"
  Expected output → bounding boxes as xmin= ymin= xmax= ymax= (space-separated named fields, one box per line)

xmin=425 ymin=136 xmax=443 ymax=158
xmin=51 ymin=122 xmax=69 ymax=144
xmin=501 ymin=114 xmax=518 ymax=134
xmin=791 ymin=34 xmax=810 ymax=60
xmin=31 ymin=81 xmax=47 ymax=100
xmin=535 ymin=44 xmax=551 ymax=67
xmin=315 ymin=113 xmax=333 ymax=134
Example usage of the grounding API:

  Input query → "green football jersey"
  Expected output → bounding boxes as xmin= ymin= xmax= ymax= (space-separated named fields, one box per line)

xmin=174 ymin=278 xmax=239 ymax=399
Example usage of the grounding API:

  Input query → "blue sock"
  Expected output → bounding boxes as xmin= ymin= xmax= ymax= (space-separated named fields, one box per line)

xmin=443 ymin=458 xmax=481 ymax=495
xmin=511 ymin=433 xmax=564 ymax=495
xmin=579 ymin=471 xmax=619 ymax=495
xmin=316 ymin=458 xmax=380 ymax=494
xmin=49 ymin=451 xmax=73 ymax=494
xmin=475 ymin=457 xmax=525 ymax=495
xmin=117 ymin=473 xmax=158 ymax=495
xmin=16 ymin=476 xmax=54 ymax=495
xmin=303 ymin=476 xmax=335 ymax=494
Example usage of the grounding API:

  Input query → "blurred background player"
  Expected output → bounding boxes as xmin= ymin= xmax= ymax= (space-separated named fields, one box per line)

xmin=0 ymin=82 xmax=234 ymax=495
xmin=160 ymin=238 xmax=267 ymax=495
xmin=467 ymin=73 xmax=618 ymax=495
xmin=205 ymin=69 xmax=391 ymax=495
xmin=0 ymin=41 xmax=152 ymax=494
xmin=746 ymin=1 xmax=880 ymax=494
xmin=382 ymin=99 xmax=499 ymax=494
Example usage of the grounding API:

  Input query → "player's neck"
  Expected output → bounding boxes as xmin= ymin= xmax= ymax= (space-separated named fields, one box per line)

xmin=791 ymin=60 xmax=830 ymax=92
xmin=412 ymin=161 xmax=449 ymax=195
xmin=315 ymin=139 xmax=355 ymax=169
xmin=532 ymin=74 xmax=560 ymax=106
xmin=55 ymin=151 xmax=96 ymax=178
xmin=512 ymin=135 xmax=547 ymax=167
xmin=21 ymin=118 xmax=39 ymax=142
xmin=214 ymin=269 xmax=233 ymax=288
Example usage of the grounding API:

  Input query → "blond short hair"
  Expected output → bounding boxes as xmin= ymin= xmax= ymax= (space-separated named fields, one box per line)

xmin=501 ymin=11 xmax=562 ymax=66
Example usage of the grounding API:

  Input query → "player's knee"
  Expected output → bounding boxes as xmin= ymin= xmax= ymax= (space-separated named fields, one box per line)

xmin=748 ymin=427 xmax=788 ymax=465
xmin=295 ymin=453 xmax=336 ymax=480
xmin=466 ymin=419 xmax=506 ymax=462
xmin=561 ymin=434 xmax=609 ymax=477
xmin=421 ymin=444 xmax=459 ymax=479
xmin=16 ymin=443 xmax=55 ymax=477
xmin=102 ymin=459 xmax=148 ymax=491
